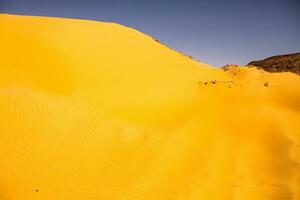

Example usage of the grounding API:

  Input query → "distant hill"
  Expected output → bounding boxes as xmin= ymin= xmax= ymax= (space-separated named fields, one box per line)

xmin=247 ymin=53 xmax=300 ymax=75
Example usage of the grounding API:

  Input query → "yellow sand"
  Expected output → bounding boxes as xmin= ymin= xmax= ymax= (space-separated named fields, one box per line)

xmin=0 ymin=14 xmax=299 ymax=200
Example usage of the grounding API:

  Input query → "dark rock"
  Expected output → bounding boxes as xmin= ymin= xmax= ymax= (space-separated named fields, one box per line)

xmin=247 ymin=53 xmax=300 ymax=75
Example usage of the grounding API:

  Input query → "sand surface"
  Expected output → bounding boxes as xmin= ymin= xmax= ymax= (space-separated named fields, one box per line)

xmin=0 ymin=14 xmax=299 ymax=199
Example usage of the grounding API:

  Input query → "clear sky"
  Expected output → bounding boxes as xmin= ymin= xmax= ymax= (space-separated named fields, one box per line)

xmin=0 ymin=0 xmax=299 ymax=66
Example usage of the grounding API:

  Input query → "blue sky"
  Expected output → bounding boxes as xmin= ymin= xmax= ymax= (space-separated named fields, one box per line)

xmin=0 ymin=0 xmax=299 ymax=66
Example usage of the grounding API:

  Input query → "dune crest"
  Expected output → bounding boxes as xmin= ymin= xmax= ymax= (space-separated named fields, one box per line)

xmin=0 ymin=14 xmax=300 ymax=200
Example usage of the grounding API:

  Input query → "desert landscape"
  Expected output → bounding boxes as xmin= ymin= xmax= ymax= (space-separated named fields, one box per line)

xmin=0 ymin=14 xmax=299 ymax=199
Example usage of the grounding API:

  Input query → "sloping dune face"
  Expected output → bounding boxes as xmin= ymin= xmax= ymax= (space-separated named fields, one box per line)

xmin=0 ymin=14 xmax=299 ymax=200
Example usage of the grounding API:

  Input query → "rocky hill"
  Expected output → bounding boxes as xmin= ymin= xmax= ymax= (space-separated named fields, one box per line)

xmin=247 ymin=53 xmax=300 ymax=75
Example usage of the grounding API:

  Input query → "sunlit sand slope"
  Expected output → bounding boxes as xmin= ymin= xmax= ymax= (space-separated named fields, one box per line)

xmin=0 ymin=14 xmax=299 ymax=200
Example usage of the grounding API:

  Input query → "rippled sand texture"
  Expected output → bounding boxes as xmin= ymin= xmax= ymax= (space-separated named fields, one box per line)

xmin=0 ymin=14 xmax=299 ymax=200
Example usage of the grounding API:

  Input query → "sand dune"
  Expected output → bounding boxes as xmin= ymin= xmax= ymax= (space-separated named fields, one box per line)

xmin=0 ymin=14 xmax=299 ymax=200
